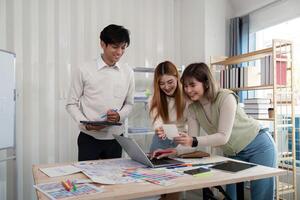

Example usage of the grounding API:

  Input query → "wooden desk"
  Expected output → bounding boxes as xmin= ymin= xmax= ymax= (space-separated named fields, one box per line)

xmin=32 ymin=156 xmax=286 ymax=200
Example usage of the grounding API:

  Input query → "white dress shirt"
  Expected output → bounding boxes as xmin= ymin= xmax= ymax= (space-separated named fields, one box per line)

xmin=66 ymin=56 xmax=135 ymax=139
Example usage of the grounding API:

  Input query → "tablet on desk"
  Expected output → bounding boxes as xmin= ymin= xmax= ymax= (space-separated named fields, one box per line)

xmin=80 ymin=121 xmax=122 ymax=126
xmin=211 ymin=160 xmax=256 ymax=173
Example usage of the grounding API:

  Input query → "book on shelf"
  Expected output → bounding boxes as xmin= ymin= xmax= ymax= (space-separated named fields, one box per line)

xmin=245 ymin=66 xmax=261 ymax=87
xmin=219 ymin=65 xmax=261 ymax=89
xmin=134 ymin=96 xmax=148 ymax=102
xmin=243 ymin=98 xmax=271 ymax=104
xmin=266 ymin=56 xmax=270 ymax=85
xmin=240 ymin=67 xmax=244 ymax=88
xmin=134 ymin=91 xmax=150 ymax=102
xmin=247 ymin=113 xmax=269 ymax=119
xmin=260 ymin=57 xmax=266 ymax=85
xmin=128 ymin=127 xmax=153 ymax=133
xmin=219 ymin=53 xmax=288 ymax=89
xmin=244 ymin=109 xmax=269 ymax=114
xmin=243 ymin=103 xmax=271 ymax=109
xmin=270 ymin=56 xmax=274 ymax=84
xmin=275 ymin=57 xmax=287 ymax=85
xmin=133 ymin=67 xmax=155 ymax=73
xmin=260 ymin=55 xmax=287 ymax=85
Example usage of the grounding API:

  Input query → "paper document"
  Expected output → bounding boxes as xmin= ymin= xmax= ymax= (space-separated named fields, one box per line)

xmin=74 ymin=159 xmax=145 ymax=184
xmin=34 ymin=181 xmax=104 ymax=200
xmin=40 ymin=165 xmax=82 ymax=177
xmin=162 ymin=124 xmax=179 ymax=139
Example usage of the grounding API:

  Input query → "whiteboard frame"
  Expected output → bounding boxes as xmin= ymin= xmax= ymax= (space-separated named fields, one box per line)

xmin=0 ymin=49 xmax=16 ymax=151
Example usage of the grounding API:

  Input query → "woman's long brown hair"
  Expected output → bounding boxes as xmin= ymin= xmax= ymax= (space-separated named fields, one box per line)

xmin=150 ymin=61 xmax=185 ymax=123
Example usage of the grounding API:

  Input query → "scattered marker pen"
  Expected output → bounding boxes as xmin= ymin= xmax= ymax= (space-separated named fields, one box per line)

xmin=72 ymin=181 xmax=77 ymax=191
xmin=67 ymin=179 xmax=72 ymax=187
xmin=61 ymin=180 xmax=71 ymax=191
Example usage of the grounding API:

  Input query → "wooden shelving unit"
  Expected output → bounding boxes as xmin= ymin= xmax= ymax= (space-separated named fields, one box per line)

xmin=210 ymin=39 xmax=296 ymax=200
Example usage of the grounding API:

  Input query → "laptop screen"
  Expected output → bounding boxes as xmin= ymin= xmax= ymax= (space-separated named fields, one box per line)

xmin=113 ymin=134 xmax=183 ymax=168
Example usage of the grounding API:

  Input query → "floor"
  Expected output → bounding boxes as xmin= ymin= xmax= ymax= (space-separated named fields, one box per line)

xmin=183 ymin=188 xmax=250 ymax=200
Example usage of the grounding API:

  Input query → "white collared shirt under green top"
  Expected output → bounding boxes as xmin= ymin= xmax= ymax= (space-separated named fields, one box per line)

xmin=66 ymin=56 xmax=135 ymax=140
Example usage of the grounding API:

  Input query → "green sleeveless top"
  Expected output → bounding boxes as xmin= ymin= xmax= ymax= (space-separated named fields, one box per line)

xmin=189 ymin=89 xmax=260 ymax=156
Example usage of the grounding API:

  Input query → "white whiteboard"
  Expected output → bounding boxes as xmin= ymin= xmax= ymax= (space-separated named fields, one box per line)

xmin=0 ymin=50 xmax=15 ymax=149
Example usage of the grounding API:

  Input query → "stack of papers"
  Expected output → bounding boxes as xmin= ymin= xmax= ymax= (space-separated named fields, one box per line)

xmin=39 ymin=165 xmax=82 ymax=177
xmin=134 ymin=91 xmax=149 ymax=102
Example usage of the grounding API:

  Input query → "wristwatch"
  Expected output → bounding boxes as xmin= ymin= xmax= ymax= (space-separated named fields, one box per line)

xmin=192 ymin=137 xmax=198 ymax=147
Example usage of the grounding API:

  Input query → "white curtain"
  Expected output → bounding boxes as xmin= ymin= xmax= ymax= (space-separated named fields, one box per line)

xmin=0 ymin=0 xmax=178 ymax=199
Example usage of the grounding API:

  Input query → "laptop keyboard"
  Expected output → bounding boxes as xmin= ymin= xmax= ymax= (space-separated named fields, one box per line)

xmin=150 ymin=157 xmax=177 ymax=165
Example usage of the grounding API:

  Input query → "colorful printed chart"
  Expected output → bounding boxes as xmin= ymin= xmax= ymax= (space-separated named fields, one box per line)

xmin=74 ymin=159 xmax=145 ymax=184
xmin=123 ymin=168 xmax=182 ymax=186
xmin=34 ymin=182 xmax=104 ymax=200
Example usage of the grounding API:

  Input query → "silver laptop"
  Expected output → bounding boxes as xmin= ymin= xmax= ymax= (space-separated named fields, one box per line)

xmin=113 ymin=134 xmax=184 ymax=168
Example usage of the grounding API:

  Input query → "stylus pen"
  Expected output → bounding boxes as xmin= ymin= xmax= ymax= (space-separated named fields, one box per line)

xmin=180 ymin=161 xmax=227 ymax=167
xmin=166 ymin=165 xmax=187 ymax=169
xmin=100 ymin=109 xmax=118 ymax=119
xmin=167 ymin=163 xmax=207 ymax=169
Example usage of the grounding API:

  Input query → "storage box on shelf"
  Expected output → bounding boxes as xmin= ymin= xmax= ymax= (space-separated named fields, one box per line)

xmin=210 ymin=39 xmax=296 ymax=200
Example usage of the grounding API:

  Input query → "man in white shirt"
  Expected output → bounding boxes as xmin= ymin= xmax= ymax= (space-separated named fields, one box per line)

xmin=66 ymin=24 xmax=134 ymax=161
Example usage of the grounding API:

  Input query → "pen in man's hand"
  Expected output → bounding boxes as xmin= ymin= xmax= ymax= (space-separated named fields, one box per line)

xmin=100 ymin=109 xmax=118 ymax=119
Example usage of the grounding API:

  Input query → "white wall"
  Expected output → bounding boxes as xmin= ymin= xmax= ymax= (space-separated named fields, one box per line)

xmin=204 ymin=0 xmax=233 ymax=62
xmin=0 ymin=1 xmax=178 ymax=199
xmin=0 ymin=0 xmax=233 ymax=199
xmin=174 ymin=0 xmax=232 ymax=65
xmin=229 ymin=0 xmax=278 ymax=17
xmin=228 ymin=0 xmax=300 ymax=33
xmin=175 ymin=0 xmax=205 ymax=65
xmin=250 ymin=0 xmax=300 ymax=33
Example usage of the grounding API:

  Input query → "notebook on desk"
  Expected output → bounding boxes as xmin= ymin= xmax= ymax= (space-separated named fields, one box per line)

xmin=113 ymin=134 xmax=184 ymax=168
xmin=80 ymin=121 xmax=122 ymax=126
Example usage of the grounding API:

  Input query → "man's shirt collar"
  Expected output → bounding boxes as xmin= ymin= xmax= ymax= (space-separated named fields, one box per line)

xmin=96 ymin=55 xmax=120 ymax=70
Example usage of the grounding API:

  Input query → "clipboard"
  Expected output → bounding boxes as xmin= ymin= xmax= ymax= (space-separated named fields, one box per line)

xmin=80 ymin=121 xmax=122 ymax=126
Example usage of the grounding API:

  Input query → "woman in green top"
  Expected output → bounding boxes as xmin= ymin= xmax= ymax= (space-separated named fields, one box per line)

xmin=153 ymin=62 xmax=276 ymax=200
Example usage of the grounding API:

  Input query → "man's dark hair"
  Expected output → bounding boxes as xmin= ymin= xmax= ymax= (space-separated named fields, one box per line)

xmin=100 ymin=24 xmax=130 ymax=46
